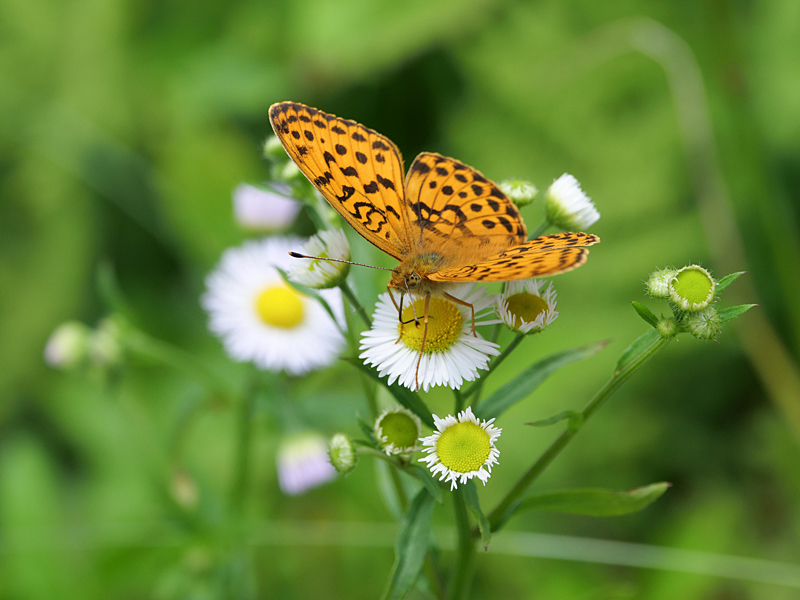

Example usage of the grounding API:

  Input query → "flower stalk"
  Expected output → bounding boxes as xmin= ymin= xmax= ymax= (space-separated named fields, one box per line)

xmin=486 ymin=333 xmax=672 ymax=532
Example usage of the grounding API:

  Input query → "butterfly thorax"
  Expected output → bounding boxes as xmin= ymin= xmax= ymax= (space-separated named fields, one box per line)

xmin=389 ymin=252 xmax=453 ymax=298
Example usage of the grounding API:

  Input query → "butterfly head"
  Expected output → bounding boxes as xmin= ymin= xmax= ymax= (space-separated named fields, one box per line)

xmin=389 ymin=253 xmax=449 ymax=297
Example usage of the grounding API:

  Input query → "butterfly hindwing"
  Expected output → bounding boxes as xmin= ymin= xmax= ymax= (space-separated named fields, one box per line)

xmin=405 ymin=153 xmax=527 ymax=263
xmin=428 ymin=232 xmax=600 ymax=282
xmin=269 ymin=102 xmax=414 ymax=260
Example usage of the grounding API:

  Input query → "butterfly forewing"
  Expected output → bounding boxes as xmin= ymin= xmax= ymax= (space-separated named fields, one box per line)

xmin=269 ymin=102 xmax=414 ymax=260
xmin=405 ymin=153 xmax=527 ymax=264
xmin=428 ymin=232 xmax=600 ymax=282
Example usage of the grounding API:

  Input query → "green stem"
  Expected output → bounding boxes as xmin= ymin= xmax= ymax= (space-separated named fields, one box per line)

xmin=124 ymin=329 xmax=227 ymax=395
xmin=340 ymin=281 xmax=372 ymax=328
xmin=529 ymin=219 xmax=551 ymax=239
xmin=462 ymin=334 xmax=525 ymax=401
xmin=487 ymin=334 xmax=671 ymax=532
xmin=446 ymin=488 xmax=475 ymax=600
xmin=231 ymin=384 xmax=257 ymax=514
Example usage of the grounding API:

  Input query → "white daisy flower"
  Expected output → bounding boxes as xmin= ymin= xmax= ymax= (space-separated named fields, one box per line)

xmin=419 ymin=407 xmax=501 ymax=490
xmin=288 ymin=229 xmax=351 ymax=289
xmin=232 ymin=183 xmax=301 ymax=231
xmin=202 ymin=237 xmax=345 ymax=376
xmin=495 ymin=279 xmax=558 ymax=334
xmin=277 ymin=432 xmax=337 ymax=496
xmin=374 ymin=406 xmax=422 ymax=457
xmin=359 ymin=285 xmax=499 ymax=392
xmin=544 ymin=173 xmax=600 ymax=231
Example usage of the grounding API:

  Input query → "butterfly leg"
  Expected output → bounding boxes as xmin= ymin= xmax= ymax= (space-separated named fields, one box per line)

xmin=444 ymin=292 xmax=476 ymax=337
xmin=414 ymin=292 xmax=431 ymax=391
xmin=388 ymin=287 xmax=409 ymax=343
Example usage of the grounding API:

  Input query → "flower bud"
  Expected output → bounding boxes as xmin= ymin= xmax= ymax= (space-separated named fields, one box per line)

xmin=646 ymin=268 xmax=677 ymax=299
xmin=328 ymin=433 xmax=357 ymax=475
xmin=89 ymin=317 xmax=124 ymax=368
xmin=669 ymin=265 xmax=716 ymax=312
xmin=281 ymin=160 xmax=303 ymax=182
xmin=43 ymin=321 xmax=92 ymax=370
xmin=374 ymin=406 xmax=422 ymax=458
xmin=263 ymin=135 xmax=288 ymax=160
xmin=288 ymin=229 xmax=351 ymax=289
xmin=544 ymin=174 xmax=600 ymax=231
xmin=656 ymin=317 xmax=677 ymax=338
xmin=277 ymin=432 xmax=337 ymax=495
xmin=499 ymin=179 xmax=538 ymax=207
xmin=232 ymin=183 xmax=301 ymax=231
xmin=686 ymin=307 xmax=722 ymax=340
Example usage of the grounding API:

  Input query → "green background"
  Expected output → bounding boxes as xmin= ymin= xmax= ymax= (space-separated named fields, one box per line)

xmin=2 ymin=0 xmax=800 ymax=598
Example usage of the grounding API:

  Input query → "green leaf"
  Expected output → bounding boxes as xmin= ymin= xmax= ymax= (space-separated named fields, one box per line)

xmin=615 ymin=328 xmax=660 ymax=374
xmin=527 ymin=410 xmax=584 ymax=432
xmin=716 ymin=271 xmax=746 ymax=293
xmin=349 ymin=360 xmax=435 ymax=428
xmin=357 ymin=414 xmax=379 ymax=445
xmin=718 ymin=304 xmax=757 ymax=323
xmin=474 ymin=342 xmax=607 ymax=420
xmin=463 ymin=481 xmax=491 ymax=549
xmin=405 ymin=464 xmax=443 ymax=505
xmin=517 ymin=483 xmax=671 ymax=517
xmin=631 ymin=301 xmax=658 ymax=328
xmin=382 ymin=488 xmax=435 ymax=600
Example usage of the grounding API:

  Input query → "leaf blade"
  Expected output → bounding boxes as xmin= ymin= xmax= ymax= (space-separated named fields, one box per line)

xmin=475 ymin=342 xmax=607 ymax=420
xmin=517 ymin=483 xmax=671 ymax=517
xmin=382 ymin=488 xmax=435 ymax=600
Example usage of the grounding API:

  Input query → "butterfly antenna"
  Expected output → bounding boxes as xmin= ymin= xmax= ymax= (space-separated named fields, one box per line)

xmin=288 ymin=252 xmax=393 ymax=271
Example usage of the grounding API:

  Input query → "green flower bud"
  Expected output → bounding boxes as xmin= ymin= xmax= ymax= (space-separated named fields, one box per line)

xmin=263 ymin=135 xmax=288 ymax=161
xmin=44 ymin=321 xmax=92 ymax=370
xmin=281 ymin=160 xmax=303 ymax=182
xmin=669 ymin=265 xmax=716 ymax=312
xmin=328 ymin=433 xmax=357 ymax=475
xmin=89 ymin=317 xmax=124 ymax=368
xmin=498 ymin=179 xmax=538 ymax=207
xmin=374 ymin=406 xmax=422 ymax=458
xmin=656 ymin=317 xmax=677 ymax=338
xmin=646 ymin=268 xmax=678 ymax=299
xmin=686 ymin=307 xmax=722 ymax=340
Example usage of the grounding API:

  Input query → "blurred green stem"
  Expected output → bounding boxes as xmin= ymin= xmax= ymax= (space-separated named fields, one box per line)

xmin=487 ymin=334 xmax=671 ymax=531
xmin=447 ymin=488 xmax=475 ymax=600
xmin=231 ymin=382 xmax=257 ymax=514
xmin=340 ymin=281 xmax=372 ymax=328
xmin=462 ymin=334 xmax=525 ymax=402
xmin=530 ymin=219 xmax=550 ymax=239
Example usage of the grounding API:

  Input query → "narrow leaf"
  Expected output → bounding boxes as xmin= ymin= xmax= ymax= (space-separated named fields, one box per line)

xmin=718 ymin=304 xmax=757 ymax=323
xmin=631 ymin=301 xmax=659 ymax=328
xmin=517 ymin=483 xmax=671 ymax=517
xmin=716 ymin=271 xmax=746 ymax=293
xmin=475 ymin=342 xmax=607 ymax=420
xmin=349 ymin=360 xmax=435 ymax=428
xmin=406 ymin=464 xmax=443 ymax=504
xmin=527 ymin=410 xmax=584 ymax=432
xmin=382 ymin=488 xmax=435 ymax=600
xmin=463 ymin=481 xmax=491 ymax=549
xmin=615 ymin=328 xmax=660 ymax=374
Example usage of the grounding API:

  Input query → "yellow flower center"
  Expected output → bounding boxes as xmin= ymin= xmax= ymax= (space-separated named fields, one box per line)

xmin=255 ymin=284 xmax=305 ymax=328
xmin=436 ymin=421 xmax=491 ymax=474
xmin=378 ymin=412 xmax=419 ymax=449
xmin=398 ymin=297 xmax=463 ymax=353
xmin=506 ymin=292 xmax=548 ymax=327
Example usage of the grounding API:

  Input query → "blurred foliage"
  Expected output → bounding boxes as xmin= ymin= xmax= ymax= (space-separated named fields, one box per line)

xmin=2 ymin=0 xmax=800 ymax=598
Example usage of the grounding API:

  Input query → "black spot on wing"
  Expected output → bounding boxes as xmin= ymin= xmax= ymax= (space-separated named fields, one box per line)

xmin=341 ymin=166 xmax=358 ymax=177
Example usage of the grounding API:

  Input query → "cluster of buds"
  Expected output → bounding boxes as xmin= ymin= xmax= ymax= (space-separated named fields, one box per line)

xmin=635 ymin=265 xmax=754 ymax=341
xmin=44 ymin=316 xmax=125 ymax=372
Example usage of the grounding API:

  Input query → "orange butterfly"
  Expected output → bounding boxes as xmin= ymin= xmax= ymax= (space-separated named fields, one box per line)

xmin=269 ymin=102 xmax=599 ymax=387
